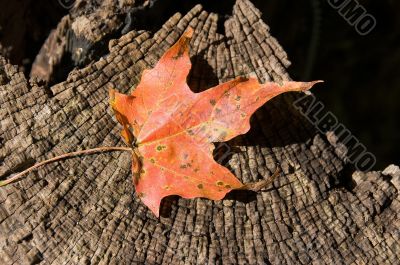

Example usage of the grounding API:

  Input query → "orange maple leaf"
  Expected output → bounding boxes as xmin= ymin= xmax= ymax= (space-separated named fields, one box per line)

xmin=110 ymin=28 xmax=321 ymax=216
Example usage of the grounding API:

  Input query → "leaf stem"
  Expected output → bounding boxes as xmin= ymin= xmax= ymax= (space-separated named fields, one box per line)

xmin=238 ymin=168 xmax=281 ymax=192
xmin=0 ymin=146 xmax=132 ymax=187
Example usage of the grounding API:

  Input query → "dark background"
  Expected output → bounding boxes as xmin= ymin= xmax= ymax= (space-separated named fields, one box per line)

xmin=0 ymin=0 xmax=398 ymax=170
xmin=259 ymin=0 xmax=400 ymax=171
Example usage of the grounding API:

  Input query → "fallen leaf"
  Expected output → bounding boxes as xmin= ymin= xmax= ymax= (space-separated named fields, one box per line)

xmin=110 ymin=27 xmax=321 ymax=216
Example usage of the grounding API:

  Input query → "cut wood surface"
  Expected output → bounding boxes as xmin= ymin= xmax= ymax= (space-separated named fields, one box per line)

xmin=0 ymin=0 xmax=399 ymax=264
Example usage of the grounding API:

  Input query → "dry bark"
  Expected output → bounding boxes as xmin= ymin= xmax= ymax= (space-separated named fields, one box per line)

xmin=1 ymin=0 xmax=399 ymax=264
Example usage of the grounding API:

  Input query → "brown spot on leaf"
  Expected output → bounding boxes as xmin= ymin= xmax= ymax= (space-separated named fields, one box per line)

xmin=225 ymin=184 xmax=231 ymax=189
xmin=216 ymin=181 xmax=224 ymax=186
xmin=150 ymin=158 xmax=156 ymax=163
xmin=156 ymin=145 xmax=166 ymax=151
xmin=197 ymin=184 xmax=204 ymax=189
xmin=235 ymin=96 xmax=241 ymax=101
xmin=209 ymin=99 xmax=216 ymax=106
xmin=223 ymin=90 xmax=231 ymax=97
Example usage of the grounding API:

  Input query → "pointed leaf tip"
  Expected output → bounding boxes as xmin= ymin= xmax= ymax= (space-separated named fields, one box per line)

xmin=307 ymin=80 xmax=324 ymax=87
xmin=109 ymin=88 xmax=115 ymax=104
xmin=184 ymin=27 xmax=194 ymax=38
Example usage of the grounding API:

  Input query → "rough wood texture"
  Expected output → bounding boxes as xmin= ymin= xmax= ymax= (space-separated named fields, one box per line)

xmin=30 ymin=0 xmax=151 ymax=85
xmin=1 ymin=1 xmax=399 ymax=264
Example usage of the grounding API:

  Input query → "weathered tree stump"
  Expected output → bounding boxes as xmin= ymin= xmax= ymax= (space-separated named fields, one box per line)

xmin=1 ymin=1 xmax=399 ymax=264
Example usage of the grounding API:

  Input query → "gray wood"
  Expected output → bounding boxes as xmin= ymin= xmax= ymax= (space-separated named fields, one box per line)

xmin=1 ymin=0 xmax=399 ymax=264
